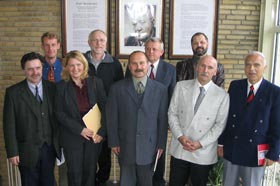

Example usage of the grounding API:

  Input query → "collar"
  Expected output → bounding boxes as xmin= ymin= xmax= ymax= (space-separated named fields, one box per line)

xmin=247 ymin=78 xmax=263 ymax=94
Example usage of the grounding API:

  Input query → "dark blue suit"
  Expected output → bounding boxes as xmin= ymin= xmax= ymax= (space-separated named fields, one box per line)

xmin=125 ymin=59 xmax=176 ymax=186
xmin=219 ymin=78 xmax=280 ymax=167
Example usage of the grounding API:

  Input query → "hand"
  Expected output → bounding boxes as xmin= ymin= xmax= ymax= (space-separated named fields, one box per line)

xmin=178 ymin=135 xmax=193 ymax=151
xmin=93 ymin=134 xmax=103 ymax=143
xmin=112 ymin=147 xmax=120 ymax=155
xmin=80 ymin=128 xmax=93 ymax=140
xmin=217 ymin=146 xmax=224 ymax=157
xmin=264 ymin=158 xmax=275 ymax=166
xmin=9 ymin=156 xmax=20 ymax=166
xmin=183 ymin=141 xmax=202 ymax=152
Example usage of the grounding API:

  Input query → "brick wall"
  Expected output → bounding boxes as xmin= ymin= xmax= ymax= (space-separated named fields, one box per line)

xmin=0 ymin=0 xmax=260 ymax=185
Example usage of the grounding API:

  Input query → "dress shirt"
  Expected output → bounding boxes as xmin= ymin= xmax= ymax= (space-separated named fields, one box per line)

xmin=132 ymin=76 xmax=148 ymax=92
xmin=42 ymin=58 xmax=62 ymax=83
xmin=148 ymin=60 xmax=159 ymax=78
xmin=27 ymin=80 xmax=43 ymax=101
xmin=247 ymin=78 xmax=262 ymax=95
xmin=192 ymin=80 xmax=211 ymax=109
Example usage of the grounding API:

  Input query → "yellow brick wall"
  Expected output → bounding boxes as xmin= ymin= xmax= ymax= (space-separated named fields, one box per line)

xmin=0 ymin=0 xmax=261 ymax=185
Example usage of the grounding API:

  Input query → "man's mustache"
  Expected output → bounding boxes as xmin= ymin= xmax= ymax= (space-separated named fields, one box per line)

xmin=135 ymin=69 xmax=144 ymax=72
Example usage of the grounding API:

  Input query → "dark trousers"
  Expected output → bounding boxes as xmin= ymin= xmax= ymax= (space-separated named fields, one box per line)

xmin=153 ymin=151 xmax=166 ymax=186
xmin=96 ymin=139 xmax=111 ymax=183
xmin=169 ymin=156 xmax=212 ymax=186
xmin=19 ymin=143 xmax=56 ymax=186
xmin=64 ymin=140 xmax=101 ymax=186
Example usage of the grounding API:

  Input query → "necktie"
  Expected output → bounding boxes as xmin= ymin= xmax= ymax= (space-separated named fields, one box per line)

xmin=194 ymin=87 xmax=205 ymax=114
xmin=136 ymin=82 xmax=144 ymax=94
xmin=246 ymin=85 xmax=254 ymax=104
xmin=149 ymin=64 xmax=155 ymax=80
xmin=35 ymin=86 xmax=42 ymax=103
xmin=48 ymin=64 xmax=55 ymax=82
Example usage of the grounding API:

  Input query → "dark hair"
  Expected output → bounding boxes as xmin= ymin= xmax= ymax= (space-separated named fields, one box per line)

xmin=128 ymin=50 xmax=148 ymax=64
xmin=20 ymin=52 xmax=44 ymax=69
xmin=191 ymin=32 xmax=208 ymax=43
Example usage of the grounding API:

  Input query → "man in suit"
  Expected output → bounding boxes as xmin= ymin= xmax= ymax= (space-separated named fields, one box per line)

xmin=106 ymin=51 xmax=168 ymax=186
xmin=168 ymin=55 xmax=229 ymax=186
xmin=176 ymin=32 xmax=225 ymax=88
xmin=84 ymin=29 xmax=124 ymax=186
xmin=3 ymin=52 xmax=60 ymax=186
xmin=218 ymin=51 xmax=280 ymax=186
xmin=125 ymin=37 xmax=176 ymax=186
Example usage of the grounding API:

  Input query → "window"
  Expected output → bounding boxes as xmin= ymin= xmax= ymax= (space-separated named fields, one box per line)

xmin=259 ymin=0 xmax=280 ymax=86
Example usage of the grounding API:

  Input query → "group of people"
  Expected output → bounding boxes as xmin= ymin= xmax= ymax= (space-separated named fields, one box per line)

xmin=3 ymin=30 xmax=280 ymax=186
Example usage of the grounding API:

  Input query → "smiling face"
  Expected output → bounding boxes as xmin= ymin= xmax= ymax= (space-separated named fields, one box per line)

xmin=196 ymin=55 xmax=217 ymax=85
xmin=66 ymin=58 xmax=85 ymax=81
xmin=245 ymin=53 xmax=266 ymax=84
xmin=88 ymin=30 xmax=107 ymax=54
xmin=24 ymin=59 xmax=43 ymax=85
xmin=191 ymin=34 xmax=208 ymax=57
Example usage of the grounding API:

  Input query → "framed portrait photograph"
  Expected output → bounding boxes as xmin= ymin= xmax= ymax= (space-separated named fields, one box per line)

xmin=116 ymin=0 xmax=164 ymax=58
xmin=169 ymin=0 xmax=218 ymax=59
xmin=62 ymin=0 xmax=110 ymax=56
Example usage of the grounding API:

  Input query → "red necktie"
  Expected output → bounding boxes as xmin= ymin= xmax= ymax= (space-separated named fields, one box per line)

xmin=48 ymin=64 xmax=55 ymax=82
xmin=246 ymin=85 xmax=254 ymax=104
xmin=149 ymin=64 xmax=155 ymax=80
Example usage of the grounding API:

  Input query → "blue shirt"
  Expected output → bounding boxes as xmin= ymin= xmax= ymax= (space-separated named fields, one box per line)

xmin=42 ymin=58 xmax=62 ymax=83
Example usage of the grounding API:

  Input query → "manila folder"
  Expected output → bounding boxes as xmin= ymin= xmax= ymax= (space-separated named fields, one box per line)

xmin=82 ymin=104 xmax=101 ymax=135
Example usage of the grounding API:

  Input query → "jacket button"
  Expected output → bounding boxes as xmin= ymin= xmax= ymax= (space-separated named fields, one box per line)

xmin=249 ymin=139 xmax=253 ymax=142
xmin=260 ymin=120 xmax=263 ymax=123
xmin=254 ymin=130 xmax=258 ymax=133
xmin=234 ymin=136 xmax=238 ymax=139
xmin=232 ymin=124 xmax=235 ymax=128
xmin=233 ymin=114 xmax=236 ymax=117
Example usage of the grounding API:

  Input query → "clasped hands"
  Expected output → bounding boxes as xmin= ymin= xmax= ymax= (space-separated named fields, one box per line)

xmin=178 ymin=135 xmax=202 ymax=152
xmin=81 ymin=128 xmax=103 ymax=143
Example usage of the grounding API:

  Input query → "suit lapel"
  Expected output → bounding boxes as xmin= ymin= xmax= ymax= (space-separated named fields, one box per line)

xmin=86 ymin=77 xmax=96 ymax=107
xmin=155 ymin=61 xmax=165 ymax=82
xmin=125 ymin=78 xmax=139 ymax=105
xmin=66 ymin=80 xmax=81 ymax=115
xmin=20 ymin=80 xmax=40 ymax=117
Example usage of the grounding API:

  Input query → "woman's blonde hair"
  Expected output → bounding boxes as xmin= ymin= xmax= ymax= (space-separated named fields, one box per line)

xmin=61 ymin=50 xmax=89 ymax=81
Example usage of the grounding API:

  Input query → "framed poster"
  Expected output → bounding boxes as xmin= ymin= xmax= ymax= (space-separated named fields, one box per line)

xmin=116 ymin=0 xmax=164 ymax=58
xmin=169 ymin=0 xmax=218 ymax=59
xmin=62 ymin=0 xmax=110 ymax=56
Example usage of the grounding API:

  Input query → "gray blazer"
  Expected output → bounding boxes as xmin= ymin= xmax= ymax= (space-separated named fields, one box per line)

xmin=106 ymin=77 xmax=168 ymax=165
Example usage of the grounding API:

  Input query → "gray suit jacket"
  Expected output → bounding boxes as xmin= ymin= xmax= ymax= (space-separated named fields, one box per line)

xmin=168 ymin=80 xmax=229 ymax=165
xmin=106 ymin=77 xmax=168 ymax=165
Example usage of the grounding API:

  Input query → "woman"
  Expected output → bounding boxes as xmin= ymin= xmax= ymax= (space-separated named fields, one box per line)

xmin=55 ymin=50 xmax=107 ymax=186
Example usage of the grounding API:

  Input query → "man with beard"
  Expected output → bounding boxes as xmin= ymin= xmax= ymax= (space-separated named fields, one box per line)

xmin=176 ymin=32 xmax=225 ymax=88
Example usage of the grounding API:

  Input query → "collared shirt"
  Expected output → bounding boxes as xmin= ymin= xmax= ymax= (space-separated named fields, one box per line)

xmin=72 ymin=79 xmax=90 ymax=117
xmin=247 ymin=78 xmax=262 ymax=95
xmin=88 ymin=52 xmax=106 ymax=70
xmin=132 ymin=76 xmax=148 ymax=92
xmin=193 ymin=79 xmax=212 ymax=107
xmin=27 ymin=80 xmax=43 ymax=101
xmin=42 ymin=58 xmax=62 ymax=83
xmin=148 ymin=60 xmax=160 ymax=78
